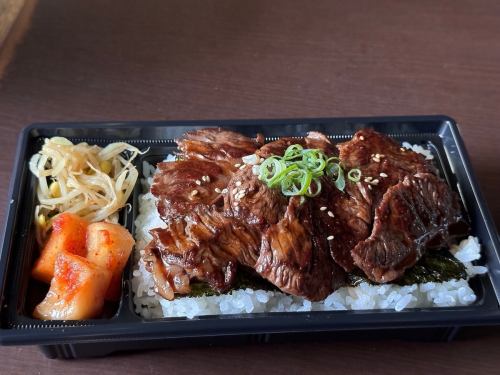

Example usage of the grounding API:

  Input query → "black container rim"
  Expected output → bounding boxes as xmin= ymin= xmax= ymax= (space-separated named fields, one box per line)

xmin=1 ymin=115 xmax=500 ymax=347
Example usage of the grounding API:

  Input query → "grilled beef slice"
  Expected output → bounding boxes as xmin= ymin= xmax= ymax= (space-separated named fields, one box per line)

xmin=145 ymin=127 xmax=467 ymax=302
xmin=256 ymin=137 xmax=306 ymax=159
xmin=311 ymin=178 xmax=371 ymax=271
xmin=151 ymin=159 xmax=233 ymax=220
xmin=338 ymin=128 xmax=437 ymax=208
xmin=351 ymin=173 xmax=467 ymax=283
xmin=223 ymin=166 xmax=288 ymax=229
xmin=322 ymin=128 xmax=441 ymax=271
xmin=304 ymin=131 xmax=337 ymax=155
xmin=255 ymin=197 xmax=345 ymax=301
xmin=256 ymin=131 xmax=335 ymax=159
xmin=176 ymin=128 xmax=262 ymax=163
xmin=144 ymin=205 xmax=261 ymax=299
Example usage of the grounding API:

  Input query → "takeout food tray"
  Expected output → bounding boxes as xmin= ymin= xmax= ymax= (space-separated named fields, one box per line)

xmin=1 ymin=116 xmax=499 ymax=359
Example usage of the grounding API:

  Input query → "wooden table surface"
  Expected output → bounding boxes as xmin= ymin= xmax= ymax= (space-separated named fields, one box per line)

xmin=1 ymin=0 xmax=500 ymax=373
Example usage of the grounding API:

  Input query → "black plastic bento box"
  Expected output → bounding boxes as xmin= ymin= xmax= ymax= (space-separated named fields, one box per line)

xmin=1 ymin=115 xmax=499 ymax=359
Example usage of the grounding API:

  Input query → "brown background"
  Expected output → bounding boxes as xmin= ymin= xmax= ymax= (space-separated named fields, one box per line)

xmin=0 ymin=0 xmax=499 ymax=373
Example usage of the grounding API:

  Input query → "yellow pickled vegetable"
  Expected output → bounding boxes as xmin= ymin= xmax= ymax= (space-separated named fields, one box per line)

xmin=99 ymin=160 xmax=112 ymax=175
xmin=49 ymin=181 xmax=61 ymax=198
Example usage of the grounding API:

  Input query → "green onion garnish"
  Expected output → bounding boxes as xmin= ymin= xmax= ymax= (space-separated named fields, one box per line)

xmin=258 ymin=145 xmax=361 ymax=197
xmin=334 ymin=166 xmax=346 ymax=192
xmin=347 ymin=168 xmax=361 ymax=182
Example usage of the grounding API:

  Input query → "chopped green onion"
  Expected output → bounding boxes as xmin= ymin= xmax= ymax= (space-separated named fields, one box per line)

xmin=326 ymin=162 xmax=341 ymax=177
xmin=280 ymin=169 xmax=312 ymax=196
xmin=259 ymin=157 xmax=284 ymax=186
xmin=301 ymin=149 xmax=326 ymax=173
xmin=258 ymin=144 xmax=360 ymax=197
xmin=270 ymin=164 xmax=299 ymax=188
xmin=283 ymin=144 xmax=304 ymax=160
xmin=326 ymin=156 xmax=340 ymax=164
xmin=306 ymin=179 xmax=322 ymax=197
xmin=347 ymin=168 xmax=362 ymax=182
xmin=334 ymin=166 xmax=346 ymax=192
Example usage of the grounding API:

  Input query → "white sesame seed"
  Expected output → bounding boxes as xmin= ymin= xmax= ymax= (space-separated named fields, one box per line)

xmin=235 ymin=181 xmax=242 ymax=187
xmin=368 ymin=185 xmax=372 ymax=190
xmin=195 ymin=180 xmax=201 ymax=185
xmin=191 ymin=190 xmax=199 ymax=196
xmin=327 ymin=235 xmax=334 ymax=240
xmin=214 ymin=188 xmax=222 ymax=193
xmin=364 ymin=177 xmax=373 ymax=182
xmin=232 ymin=188 xmax=238 ymax=194
xmin=359 ymin=136 xmax=365 ymax=141
xmin=320 ymin=206 xmax=327 ymax=211
xmin=235 ymin=163 xmax=241 ymax=168
xmin=327 ymin=211 xmax=334 ymax=218
xmin=400 ymin=147 xmax=406 ymax=152
xmin=373 ymin=157 xmax=380 ymax=163
xmin=371 ymin=179 xmax=379 ymax=185
xmin=380 ymin=172 xmax=388 ymax=178
xmin=222 ymin=188 xmax=228 ymax=194
xmin=240 ymin=193 xmax=246 ymax=199
xmin=239 ymin=165 xmax=246 ymax=170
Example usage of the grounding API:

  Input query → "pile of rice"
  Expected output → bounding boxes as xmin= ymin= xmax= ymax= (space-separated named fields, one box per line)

xmin=132 ymin=147 xmax=487 ymax=320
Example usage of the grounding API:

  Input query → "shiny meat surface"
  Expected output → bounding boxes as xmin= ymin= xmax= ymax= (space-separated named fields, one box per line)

xmin=338 ymin=128 xmax=437 ymax=206
xmin=176 ymin=128 xmax=261 ymax=162
xmin=323 ymin=128 xmax=440 ymax=270
xmin=256 ymin=137 xmax=306 ymax=158
xmin=224 ymin=166 xmax=288 ymax=228
xmin=184 ymin=206 xmax=261 ymax=267
xmin=144 ymin=127 xmax=468 ymax=302
xmin=143 ymin=247 xmax=190 ymax=300
xmin=255 ymin=132 xmax=337 ymax=159
xmin=312 ymin=178 xmax=370 ymax=271
xmin=144 ymin=206 xmax=261 ymax=299
xmin=304 ymin=131 xmax=337 ymax=155
xmin=255 ymin=197 xmax=345 ymax=301
xmin=351 ymin=173 xmax=466 ymax=283
xmin=151 ymin=159 xmax=232 ymax=219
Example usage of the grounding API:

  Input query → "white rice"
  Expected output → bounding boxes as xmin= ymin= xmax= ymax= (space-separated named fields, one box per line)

xmin=132 ymin=145 xmax=486 ymax=319
xmin=402 ymin=141 xmax=434 ymax=160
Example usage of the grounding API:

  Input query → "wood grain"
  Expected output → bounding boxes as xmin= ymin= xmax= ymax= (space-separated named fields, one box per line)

xmin=0 ymin=0 xmax=26 ymax=47
xmin=0 ymin=0 xmax=35 ymax=79
xmin=0 ymin=0 xmax=499 ymax=372
xmin=1 ymin=331 xmax=500 ymax=375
